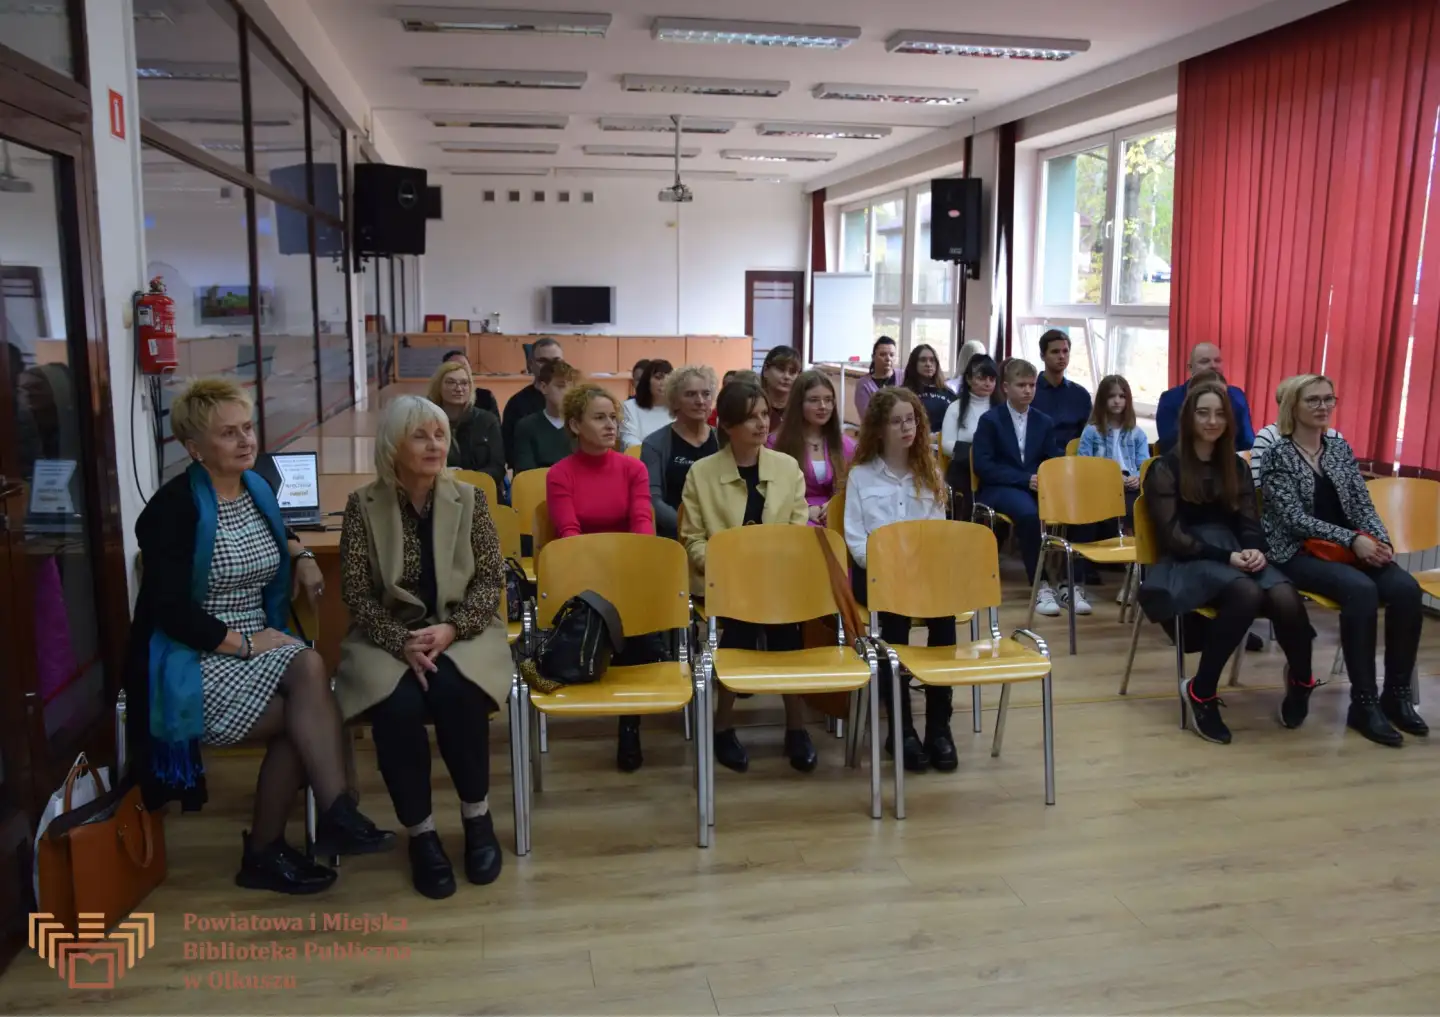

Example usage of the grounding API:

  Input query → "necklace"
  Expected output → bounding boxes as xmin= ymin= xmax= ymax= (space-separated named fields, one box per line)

xmin=1297 ymin=440 xmax=1324 ymax=473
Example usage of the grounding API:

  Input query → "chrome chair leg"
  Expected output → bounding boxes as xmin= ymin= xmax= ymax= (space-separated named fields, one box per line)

xmin=114 ymin=690 xmax=128 ymax=779
xmin=683 ymin=700 xmax=693 ymax=741
xmin=529 ymin=700 xmax=545 ymax=795
xmin=1175 ymin=617 xmax=1189 ymax=729
xmin=970 ymin=615 xmax=982 ymax=733
xmin=1065 ymin=550 xmax=1078 ymax=656
xmin=1119 ymin=602 xmax=1145 ymax=695
xmin=539 ymin=713 xmax=549 ymax=754
xmin=695 ymin=663 xmax=709 ymax=849
xmin=1041 ymin=672 xmax=1056 ymax=806
xmin=991 ymin=684 xmax=1012 ymax=757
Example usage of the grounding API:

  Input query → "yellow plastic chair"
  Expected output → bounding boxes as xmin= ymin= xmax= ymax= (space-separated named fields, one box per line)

xmin=514 ymin=533 xmax=698 ymax=853
xmin=452 ymin=469 xmax=499 ymax=508
xmin=625 ymin=444 xmax=643 ymax=458
xmin=1065 ymin=438 xmax=1080 ymax=457
xmin=702 ymin=525 xmax=882 ymax=826
xmin=1026 ymin=457 xmax=1138 ymax=655
xmin=1368 ymin=477 xmax=1440 ymax=599
xmin=511 ymin=467 xmax=550 ymax=581
xmin=1118 ymin=493 xmax=1243 ymax=713
xmin=866 ymin=520 xmax=1055 ymax=812
xmin=489 ymin=505 xmax=527 ymax=648
xmin=970 ymin=448 xmax=1013 ymax=532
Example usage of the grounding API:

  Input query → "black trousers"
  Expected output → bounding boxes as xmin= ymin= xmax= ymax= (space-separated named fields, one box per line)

xmin=1276 ymin=555 xmax=1424 ymax=697
xmin=367 ymin=655 xmax=496 ymax=828
xmin=852 ymin=565 xmax=955 ymax=736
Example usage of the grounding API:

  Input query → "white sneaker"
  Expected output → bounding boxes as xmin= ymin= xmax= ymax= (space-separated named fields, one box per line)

xmin=1060 ymin=584 xmax=1093 ymax=616
xmin=1034 ymin=585 xmax=1061 ymax=617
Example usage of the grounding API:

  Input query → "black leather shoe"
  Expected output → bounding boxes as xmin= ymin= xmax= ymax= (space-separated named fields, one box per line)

xmin=714 ymin=728 xmax=749 ymax=773
xmin=784 ymin=729 xmax=818 ymax=773
xmin=1277 ymin=673 xmax=1316 ymax=730
xmin=1380 ymin=689 xmax=1429 ymax=737
xmin=617 ymin=716 xmax=644 ymax=773
xmin=1245 ymin=632 xmax=1265 ymax=653
xmin=462 ymin=813 xmax=503 ymax=886
xmin=1348 ymin=698 xmax=1404 ymax=747
xmin=408 ymin=831 xmax=456 ymax=900
xmin=314 ymin=794 xmax=398 ymax=857
xmin=925 ymin=730 xmax=958 ymax=773
xmin=885 ymin=731 xmax=931 ymax=772
xmin=236 ymin=833 xmax=337 ymax=895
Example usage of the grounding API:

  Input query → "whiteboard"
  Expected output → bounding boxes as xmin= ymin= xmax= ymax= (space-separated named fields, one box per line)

xmin=810 ymin=272 xmax=874 ymax=366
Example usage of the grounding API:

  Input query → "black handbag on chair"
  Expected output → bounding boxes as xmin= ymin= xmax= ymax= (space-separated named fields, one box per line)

xmin=520 ymin=590 xmax=625 ymax=694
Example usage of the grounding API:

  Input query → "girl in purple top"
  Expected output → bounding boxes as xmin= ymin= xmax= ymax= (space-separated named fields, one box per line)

xmin=768 ymin=370 xmax=856 ymax=527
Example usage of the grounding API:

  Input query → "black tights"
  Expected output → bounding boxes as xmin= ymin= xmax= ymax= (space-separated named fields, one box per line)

xmin=245 ymin=648 xmax=349 ymax=847
xmin=367 ymin=655 xmax=494 ymax=829
xmin=852 ymin=565 xmax=956 ymax=736
xmin=1193 ymin=578 xmax=1312 ymax=700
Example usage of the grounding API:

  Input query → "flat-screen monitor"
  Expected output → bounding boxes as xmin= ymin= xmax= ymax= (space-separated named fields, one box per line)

xmin=549 ymin=286 xmax=614 ymax=326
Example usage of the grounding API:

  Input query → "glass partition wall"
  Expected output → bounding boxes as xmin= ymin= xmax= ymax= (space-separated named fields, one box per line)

xmin=135 ymin=0 xmax=355 ymax=478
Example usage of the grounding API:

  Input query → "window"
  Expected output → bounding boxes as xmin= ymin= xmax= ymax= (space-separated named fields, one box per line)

xmin=1 ymin=1 xmax=75 ymax=77
xmin=1035 ymin=117 xmax=1175 ymax=411
xmin=838 ymin=181 xmax=963 ymax=374
xmin=136 ymin=0 xmax=245 ymax=169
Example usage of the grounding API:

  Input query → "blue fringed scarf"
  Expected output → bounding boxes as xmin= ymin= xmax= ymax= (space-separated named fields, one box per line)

xmin=147 ymin=463 xmax=292 ymax=788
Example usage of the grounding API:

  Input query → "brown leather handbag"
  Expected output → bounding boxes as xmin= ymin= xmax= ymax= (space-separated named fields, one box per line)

xmin=38 ymin=757 xmax=167 ymax=932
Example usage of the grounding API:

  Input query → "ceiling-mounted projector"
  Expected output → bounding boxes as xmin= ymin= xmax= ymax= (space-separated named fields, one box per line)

xmin=659 ymin=182 xmax=693 ymax=203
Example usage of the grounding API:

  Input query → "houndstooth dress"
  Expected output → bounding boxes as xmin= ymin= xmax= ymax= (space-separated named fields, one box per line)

xmin=198 ymin=491 xmax=306 ymax=745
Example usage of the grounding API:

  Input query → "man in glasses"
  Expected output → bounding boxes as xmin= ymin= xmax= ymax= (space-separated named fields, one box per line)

xmin=1155 ymin=342 xmax=1257 ymax=454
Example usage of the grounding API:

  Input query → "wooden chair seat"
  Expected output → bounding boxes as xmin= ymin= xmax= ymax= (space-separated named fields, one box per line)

xmin=527 ymin=661 xmax=693 ymax=717
xmin=712 ymin=646 xmax=873 ymax=695
xmin=890 ymin=638 xmax=1053 ymax=686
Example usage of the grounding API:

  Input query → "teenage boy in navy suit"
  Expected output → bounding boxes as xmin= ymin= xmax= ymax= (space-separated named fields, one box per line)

xmin=973 ymin=357 xmax=1064 ymax=618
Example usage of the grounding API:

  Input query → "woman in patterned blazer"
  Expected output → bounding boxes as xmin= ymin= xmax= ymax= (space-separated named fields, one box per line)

xmin=1260 ymin=374 xmax=1428 ymax=747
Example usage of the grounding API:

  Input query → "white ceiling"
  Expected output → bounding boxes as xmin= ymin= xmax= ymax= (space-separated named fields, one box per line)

xmin=302 ymin=0 xmax=1287 ymax=185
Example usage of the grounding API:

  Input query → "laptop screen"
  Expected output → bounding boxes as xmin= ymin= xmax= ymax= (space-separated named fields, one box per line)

xmin=269 ymin=452 xmax=320 ymax=511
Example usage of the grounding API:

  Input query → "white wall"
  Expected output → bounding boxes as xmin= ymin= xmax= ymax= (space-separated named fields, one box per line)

xmin=86 ymin=0 xmax=152 ymax=601
xmin=422 ymin=179 xmax=809 ymax=335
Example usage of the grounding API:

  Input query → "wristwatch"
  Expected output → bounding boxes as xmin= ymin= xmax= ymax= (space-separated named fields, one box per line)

xmin=295 ymin=549 xmax=317 ymax=563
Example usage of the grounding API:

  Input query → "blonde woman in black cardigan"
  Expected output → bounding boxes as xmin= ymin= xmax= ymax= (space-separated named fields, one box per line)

xmin=1260 ymin=374 xmax=1427 ymax=747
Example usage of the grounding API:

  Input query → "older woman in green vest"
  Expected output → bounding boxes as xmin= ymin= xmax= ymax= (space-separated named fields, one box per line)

xmin=336 ymin=395 xmax=512 ymax=901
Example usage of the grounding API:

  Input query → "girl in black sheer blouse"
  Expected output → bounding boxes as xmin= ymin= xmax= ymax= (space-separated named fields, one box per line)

xmin=1141 ymin=380 xmax=1313 ymax=745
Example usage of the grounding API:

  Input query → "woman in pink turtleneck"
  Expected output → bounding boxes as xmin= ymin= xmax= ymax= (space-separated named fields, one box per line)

xmin=544 ymin=384 xmax=655 ymax=773
xmin=546 ymin=386 xmax=654 ymax=539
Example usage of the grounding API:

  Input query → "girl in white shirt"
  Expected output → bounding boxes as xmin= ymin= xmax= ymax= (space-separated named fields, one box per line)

xmin=843 ymin=387 xmax=957 ymax=776
xmin=940 ymin=353 xmax=1003 ymax=499
xmin=620 ymin=359 xmax=675 ymax=448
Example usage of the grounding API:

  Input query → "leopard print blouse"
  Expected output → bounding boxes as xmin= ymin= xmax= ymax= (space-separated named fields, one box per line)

xmin=339 ymin=483 xmax=504 ymax=658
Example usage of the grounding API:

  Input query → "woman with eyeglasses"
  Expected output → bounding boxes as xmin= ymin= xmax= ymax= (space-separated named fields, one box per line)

xmin=1260 ymin=375 xmax=1428 ymax=747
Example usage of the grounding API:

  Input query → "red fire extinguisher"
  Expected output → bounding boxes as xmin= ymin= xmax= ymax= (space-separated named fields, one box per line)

xmin=136 ymin=275 xmax=178 ymax=374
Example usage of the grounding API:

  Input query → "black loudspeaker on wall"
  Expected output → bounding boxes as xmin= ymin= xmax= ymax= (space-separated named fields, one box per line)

xmin=930 ymin=177 xmax=983 ymax=265
xmin=355 ymin=163 xmax=429 ymax=257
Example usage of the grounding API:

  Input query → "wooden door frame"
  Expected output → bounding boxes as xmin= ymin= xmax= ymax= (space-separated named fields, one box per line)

xmin=744 ymin=270 xmax=805 ymax=355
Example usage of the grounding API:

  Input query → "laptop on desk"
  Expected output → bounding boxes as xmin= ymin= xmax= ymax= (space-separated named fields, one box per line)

xmin=256 ymin=451 xmax=324 ymax=527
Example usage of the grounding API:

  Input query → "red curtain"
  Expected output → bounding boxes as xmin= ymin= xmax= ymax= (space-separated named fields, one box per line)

xmin=1171 ymin=0 xmax=1440 ymax=465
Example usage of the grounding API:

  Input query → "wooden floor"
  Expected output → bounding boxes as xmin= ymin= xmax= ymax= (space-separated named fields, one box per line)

xmin=6 ymin=566 xmax=1440 ymax=1014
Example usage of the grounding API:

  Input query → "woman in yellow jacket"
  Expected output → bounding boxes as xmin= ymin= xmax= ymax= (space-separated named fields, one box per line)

xmin=680 ymin=380 xmax=811 ymax=774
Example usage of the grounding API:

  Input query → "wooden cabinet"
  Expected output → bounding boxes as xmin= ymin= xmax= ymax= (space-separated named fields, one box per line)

xmin=561 ymin=335 xmax=620 ymax=374
xmin=618 ymin=337 xmax=687 ymax=373
xmin=473 ymin=335 xmax=528 ymax=375
xmin=686 ymin=336 xmax=754 ymax=378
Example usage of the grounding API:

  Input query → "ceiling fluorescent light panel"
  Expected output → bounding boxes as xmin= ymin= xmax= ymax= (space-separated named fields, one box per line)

xmin=813 ymin=82 xmax=976 ymax=105
xmin=720 ymin=149 xmax=836 ymax=163
xmin=428 ymin=113 xmax=569 ymax=129
xmin=599 ymin=116 xmax=734 ymax=135
xmin=887 ymin=30 xmax=1090 ymax=61
xmin=415 ymin=68 xmax=587 ymax=89
xmin=444 ymin=167 xmax=552 ymax=176
xmin=621 ymin=75 xmax=788 ymax=98
xmin=395 ymin=6 xmax=611 ymax=37
xmin=756 ymin=122 xmax=891 ymax=140
xmin=436 ymin=141 xmax=560 ymax=154
xmin=652 ymin=17 xmax=860 ymax=50
xmin=137 ymin=61 xmax=240 ymax=82
xmin=583 ymin=144 xmax=701 ymax=159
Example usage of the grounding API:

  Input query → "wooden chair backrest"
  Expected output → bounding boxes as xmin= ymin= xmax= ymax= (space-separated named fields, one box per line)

xmin=490 ymin=504 xmax=521 ymax=561
xmin=1138 ymin=456 xmax=1158 ymax=486
xmin=535 ymin=533 xmax=690 ymax=637
xmin=1065 ymin=438 xmax=1080 ymax=456
xmin=452 ymin=469 xmax=498 ymax=508
xmin=866 ymin=520 xmax=1000 ymax=619
xmin=534 ymin=501 xmax=556 ymax=557
xmin=625 ymin=444 xmax=643 ymax=458
xmin=511 ymin=468 xmax=550 ymax=537
xmin=825 ymin=491 xmax=845 ymax=537
xmin=705 ymin=524 xmax=844 ymax=625
xmin=1367 ymin=477 xmax=1440 ymax=554
xmin=1037 ymin=456 xmax=1126 ymax=526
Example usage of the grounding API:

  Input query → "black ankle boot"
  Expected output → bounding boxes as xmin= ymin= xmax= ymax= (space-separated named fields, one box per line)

xmin=1277 ymin=671 xmax=1316 ymax=730
xmin=714 ymin=728 xmax=749 ymax=773
xmin=1380 ymin=687 xmax=1429 ymax=737
xmin=235 ymin=832 xmax=336 ymax=895
xmin=314 ymin=794 xmax=398 ymax=857
xmin=408 ymin=831 xmax=456 ymax=900
xmin=462 ymin=812 xmax=503 ymax=885
xmin=783 ymin=728 xmax=818 ymax=773
xmin=1347 ymin=693 xmax=1404 ymax=747
xmin=925 ymin=726 xmax=958 ymax=772
xmin=616 ymin=715 xmax=643 ymax=772
xmin=885 ymin=729 xmax=930 ymax=772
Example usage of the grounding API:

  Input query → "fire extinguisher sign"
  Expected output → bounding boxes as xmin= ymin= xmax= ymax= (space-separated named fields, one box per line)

xmin=109 ymin=90 xmax=125 ymax=140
